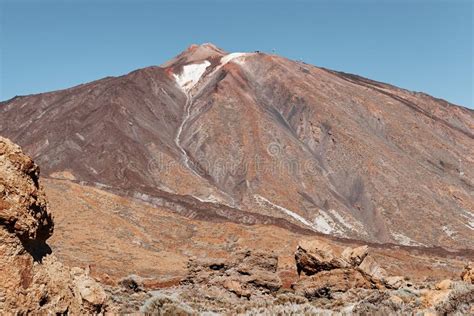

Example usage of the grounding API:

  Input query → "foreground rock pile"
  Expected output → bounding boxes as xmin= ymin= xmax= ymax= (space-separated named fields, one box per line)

xmin=137 ymin=240 xmax=473 ymax=315
xmin=292 ymin=240 xmax=473 ymax=314
xmin=0 ymin=137 xmax=107 ymax=314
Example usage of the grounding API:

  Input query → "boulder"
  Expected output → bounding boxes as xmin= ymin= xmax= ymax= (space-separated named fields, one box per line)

xmin=247 ymin=269 xmax=282 ymax=292
xmin=183 ymin=249 xmax=282 ymax=297
xmin=75 ymin=274 xmax=108 ymax=308
xmin=436 ymin=279 xmax=453 ymax=291
xmin=292 ymin=240 xmax=397 ymax=300
xmin=292 ymin=268 xmax=374 ymax=299
xmin=292 ymin=240 xmax=389 ymax=300
xmin=295 ymin=240 xmax=348 ymax=276
xmin=223 ymin=279 xmax=251 ymax=298
xmin=358 ymin=255 xmax=387 ymax=280
xmin=236 ymin=249 xmax=278 ymax=273
xmin=119 ymin=275 xmax=144 ymax=293
xmin=341 ymin=245 xmax=369 ymax=267
xmin=383 ymin=276 xmax=406 ymax=289
xmin=294 ymin=240 xmax=387 ymax=283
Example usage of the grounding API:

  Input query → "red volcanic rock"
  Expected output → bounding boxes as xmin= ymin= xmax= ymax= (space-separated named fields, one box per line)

xmin=0 ymin=43 xmax=473 ymax=250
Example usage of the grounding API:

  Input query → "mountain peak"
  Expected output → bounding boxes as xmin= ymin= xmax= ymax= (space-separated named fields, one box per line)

xmin=189 ymin=42 xmax=226 ymax=53
xmin=162 ymin=43 xmax=227 ymax=68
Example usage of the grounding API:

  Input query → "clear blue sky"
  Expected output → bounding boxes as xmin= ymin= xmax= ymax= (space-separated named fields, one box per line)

xmin=1 ymin=0 xmax=472 ymax=108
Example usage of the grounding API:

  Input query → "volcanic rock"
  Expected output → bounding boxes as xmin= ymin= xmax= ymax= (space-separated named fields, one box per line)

xmin=183 ymin=249 xmax=282 ymax=297
xmin=383 ymin=276 xmax=407 ymax=289
xmin=358 ymin=254 xmax=388 ymax=280
xmin=293 ymin=240 xmax=394 ymax=299
xmin=0 ymin=137 xmax=53 ymax=245
xmin=292 ymin=268 xmax=374 ymax=299
xmin=341 ymin=245 xmax=369 ymax=266
xmin=291 ymin=239 xmax=472 ymax=314
xmin=0 ymin=136 xmax=107 ymax=314
xmin=119 ymin=275 xmax=145 ymax=293
xmin=295 ymin=240 xmax=349 ymax=276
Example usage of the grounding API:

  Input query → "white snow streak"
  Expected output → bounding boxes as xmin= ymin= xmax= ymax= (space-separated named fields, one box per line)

xmin=75 ymin=133 xmax=85 ymax=141
xmin=220 ymin=52 xmax=248 ymax=65
xmin=174 ymin=92 xmax=195 ymax=174
xmin=193 ymin=194 xmax=223 ymax=204
xmin=173 ymin=61 xmax=211 ymax=92
xmin=173 ymin=61 xmax=211 ymax=174
xmin=254 ymin=195 xmax=315 ymax=229
xmin=253 ymin=194 xmax=343 ymax=235
xmin=391 ymin=232 xmax=424 ymax=246
xmin=460 ymin=209 xmax=474 ymax=230
xmin=467 ymin=221 xmax=474 ymax=230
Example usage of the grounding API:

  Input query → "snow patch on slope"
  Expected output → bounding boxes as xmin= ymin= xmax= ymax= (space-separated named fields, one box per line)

xmin=173 ymin=61 xmax=211 ymax=92
xmin=313 ymin=211 xmax=335 ymax=234
xmin=254 ymin=195 xmax=351 ymax=236
xmin=442 ymin=225 xmax=456 ymax=238
xmin=327 ymin=209 xmax=369 ymax=237
xmin=221 ymin=52 xmax=249 ymax=65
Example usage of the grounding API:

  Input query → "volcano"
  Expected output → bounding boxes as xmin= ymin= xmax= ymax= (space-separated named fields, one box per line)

xmin=1 ymin=43 xmax=473 ymax=250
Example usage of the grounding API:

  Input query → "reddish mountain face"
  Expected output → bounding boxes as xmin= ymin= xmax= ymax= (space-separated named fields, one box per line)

xmin=1 ymin=43 xmax=473 ymax=249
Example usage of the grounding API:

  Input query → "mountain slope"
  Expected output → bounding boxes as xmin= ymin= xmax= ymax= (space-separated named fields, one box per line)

xmin=1 ymin=43 xmax=473 ymax=248
xmin=43 ymin=177 xmax=470 ymax=286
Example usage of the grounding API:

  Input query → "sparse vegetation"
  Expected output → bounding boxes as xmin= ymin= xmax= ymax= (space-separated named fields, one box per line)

xmin=142 ymin=294 xmax=195 ymax=316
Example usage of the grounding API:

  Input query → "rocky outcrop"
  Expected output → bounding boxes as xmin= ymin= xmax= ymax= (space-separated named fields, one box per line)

xmin=0 ymin=136 xmax=53 ymax=248
xmin=106 ymin=237 xmax=473 ymax=314
xmin=295 ymin=240 xmax=349 ymax=276
xmin=291 ymin=239 xmax=474 ymax=312
xmin=358 ymin=254 xmax=388 ymax=281
xmin=134 ymin=242 xmax=474 ymax=315
xmin=0 ymin=137 xmax=107 ymax=313
xmin=294 ymin=240 xmax=387 ymax=284
xmin=183 ymin=249 xmax=282 ymax=298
